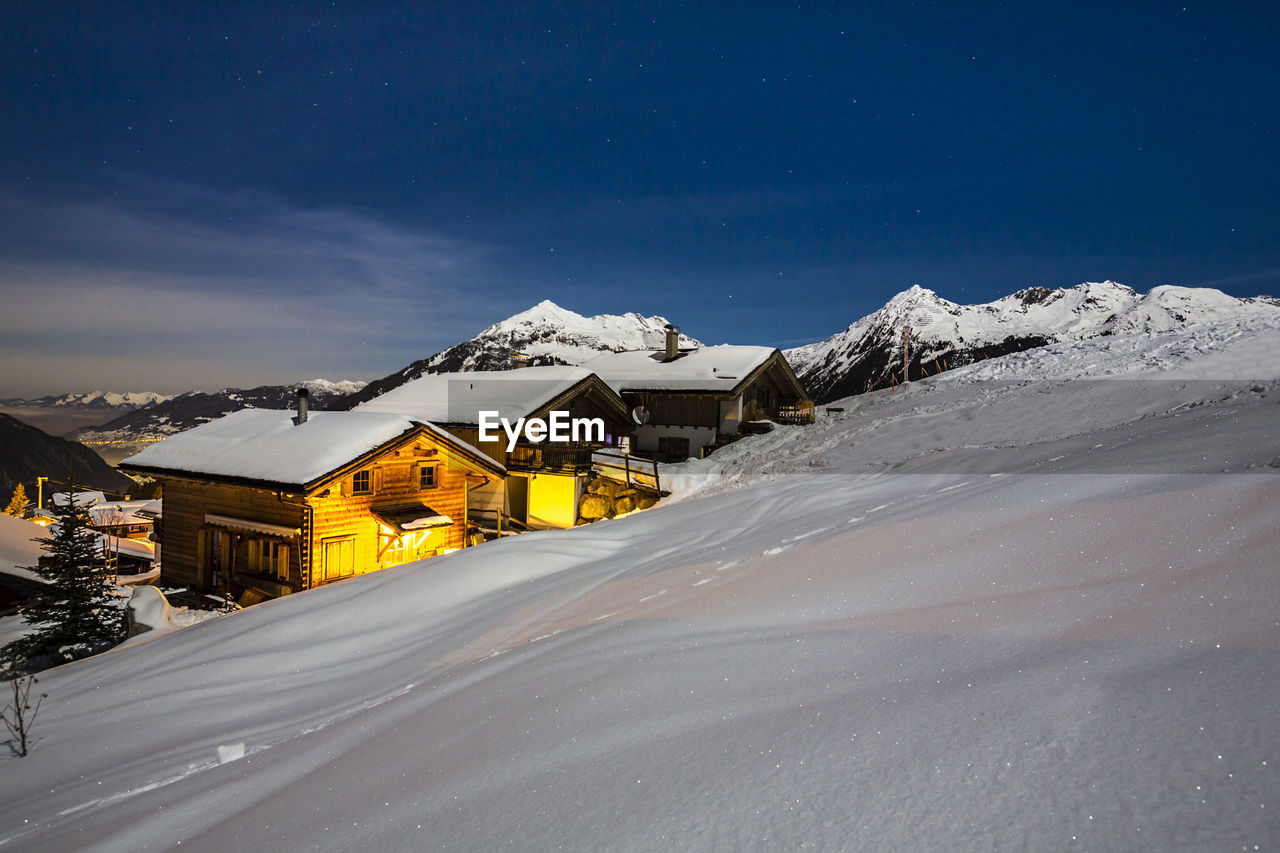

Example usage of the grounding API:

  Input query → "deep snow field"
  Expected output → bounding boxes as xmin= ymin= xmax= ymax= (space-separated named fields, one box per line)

xmin=2 ymin=318 xmax=1278 ymax=851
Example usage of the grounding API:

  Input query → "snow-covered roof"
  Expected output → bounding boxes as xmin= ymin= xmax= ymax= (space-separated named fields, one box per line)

xmin=53 ymin=491 xmax=107 ymax=508
xmin=580 ymin=345 xmax=777 ymax=393
xmin=123 ymin=409 xmax=502 ymax=487
xmin=108 ymin=536 xmax=156 ymax=562
xmin=88 ymin=499 xmax=161 ymax=528
xmin=355 ymin=366 xmax=597 ymax=425
xmin=122 ymin=409 xmax=422 ymax=488
xmin=0 ymin=513 xmax=47 ymax=584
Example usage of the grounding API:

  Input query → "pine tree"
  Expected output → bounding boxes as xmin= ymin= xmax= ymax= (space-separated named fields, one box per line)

xmin=3 ymin=484 xmax=28 ymax=517
xmin=2 ymin=496 xmax=123 ymax=667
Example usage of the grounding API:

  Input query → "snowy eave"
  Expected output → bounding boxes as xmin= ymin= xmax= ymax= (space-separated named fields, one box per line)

xmin=108 ymin=537 xmax=158 ymax=560
xmin=373 ymin=506 xmax=453 ymax=535
xmin=205 ymin=514 xmax=302 ymax=538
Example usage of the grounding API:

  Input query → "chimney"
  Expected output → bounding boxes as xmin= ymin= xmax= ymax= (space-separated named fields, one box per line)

xmin=663 ymin=324 xmax=680 ymax=362
xmin=295 ymin=387 xmax=309 ymax=424
xmin=509 ymin=350 xmax=530 ymax=369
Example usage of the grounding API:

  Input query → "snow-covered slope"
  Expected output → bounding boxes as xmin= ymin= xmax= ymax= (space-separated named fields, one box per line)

xmin=3 ymin=319 xmax=1278 ymax=851
xmin=337 ymin=300 xmax=701 ymax=408
xmin=786 ymin=281 xmax=1280 ymax=402
xmin=0 ymin=513 xmax=46 ymax=585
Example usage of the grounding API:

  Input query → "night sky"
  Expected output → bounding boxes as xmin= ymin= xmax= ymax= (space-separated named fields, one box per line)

xmin=3 ymin=2 xmax=1277 ymax=397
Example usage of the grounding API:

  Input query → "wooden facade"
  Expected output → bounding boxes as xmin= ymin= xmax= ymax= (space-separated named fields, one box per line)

xmin=436 ymin=374 xmax=634 ymax=470
xmin=434 ymin=374 xmax=635 ymax=530
xmin=125 ymin=425 xmax=503 ymax=603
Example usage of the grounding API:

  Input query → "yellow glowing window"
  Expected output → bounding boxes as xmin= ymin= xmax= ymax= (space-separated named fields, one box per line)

xmin=419 ymin=465 xmax=438 ymax=489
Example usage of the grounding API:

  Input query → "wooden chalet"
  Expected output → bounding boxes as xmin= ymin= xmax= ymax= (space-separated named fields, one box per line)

xmin=47 ymin=491 xmax=161 ymax=576
xmin=120 ymin=401 xmax=504 ymax=604
xmin=354 ymin=366 xmax=633 ymax=529
xmin=582 ymin=330 xmax=814 ymax=460
xmin=86 ymin=498 xmax=162 ymax=575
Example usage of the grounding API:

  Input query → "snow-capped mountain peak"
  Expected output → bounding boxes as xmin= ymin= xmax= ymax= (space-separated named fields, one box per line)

xmin=294 ymin=378 xmax=369 ymax=397
xmin=336 ymin=301 xmax=703 ymax=408
xmin=0 ymin=390 xmax=176 ymax=409
xmin=785 ymin=281 xmax=1280 ymax=403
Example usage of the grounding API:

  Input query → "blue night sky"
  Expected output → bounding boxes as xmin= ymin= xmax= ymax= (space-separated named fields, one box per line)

xmin=2 ymin=2 xmax=1277 ymax=396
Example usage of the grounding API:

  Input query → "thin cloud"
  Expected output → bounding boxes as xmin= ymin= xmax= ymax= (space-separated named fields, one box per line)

xmin=1185 ymin=268 xmax=1280 ymax=290
xmin=0 ymin=183 xmax=512 ymax=396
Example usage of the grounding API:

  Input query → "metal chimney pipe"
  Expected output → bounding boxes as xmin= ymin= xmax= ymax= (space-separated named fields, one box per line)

xmin=295 ymin=387 xmax=310 ymax=424
xmin=664 ymin=324 xmax=680 ymax=362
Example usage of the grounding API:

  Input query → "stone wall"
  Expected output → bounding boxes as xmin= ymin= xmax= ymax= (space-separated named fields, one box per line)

xmin=577 ymin=473 xmax=659 ymax=523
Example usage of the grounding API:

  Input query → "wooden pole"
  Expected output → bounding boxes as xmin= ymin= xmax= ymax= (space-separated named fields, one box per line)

xmin=901 ymin=324 xmax=911 ymax=382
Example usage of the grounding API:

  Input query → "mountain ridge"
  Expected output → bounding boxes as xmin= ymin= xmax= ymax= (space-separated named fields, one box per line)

xmin=0 ymin=390 xmax=174 ymax=410
xmin=0 ymin=413 xmax=137 ymax=500
xmin=73 ymin=379 xmax=368 ymax=452
xmin=785 ymin=281 xmax=1280 ymax=403
xmin=333 ymin=301 xmax=701 ymax=408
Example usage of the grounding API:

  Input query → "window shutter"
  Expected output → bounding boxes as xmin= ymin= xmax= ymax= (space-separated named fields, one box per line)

xmin=278 ymin=544 xmax=290 ymax=580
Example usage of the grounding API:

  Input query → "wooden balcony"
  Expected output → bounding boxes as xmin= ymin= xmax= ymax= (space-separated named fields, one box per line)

xmin=506 ymin=444 xmax=600 ymax=473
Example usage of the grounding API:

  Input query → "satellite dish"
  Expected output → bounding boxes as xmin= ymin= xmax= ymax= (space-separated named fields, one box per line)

xmin=631 ymin=405 xmax=650 ymax=425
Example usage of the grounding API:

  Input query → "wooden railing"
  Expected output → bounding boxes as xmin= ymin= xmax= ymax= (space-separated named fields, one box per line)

xmin=591 ymin=450 xmax=661 ymax=493
xmin=506 ymin=444 xmax=599 ymax=473
xmin=775 ymin=402 xmax=816 ymax=425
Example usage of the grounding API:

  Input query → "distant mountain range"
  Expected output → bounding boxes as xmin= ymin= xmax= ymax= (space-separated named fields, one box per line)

xmin=333 ymin=300 xmax=700 ymax=408
xmin=0 ymin=413 xmax=136 ymax=501
xmin=0 ymin=390 xmax=173 ymax=409
xmin=18 ymin=285 xmax=1280 ymax=457
xmin=74 ymin=379 xmax=366 ymax=447
xmin=785 ymin=282 xmax=1280 ymax=403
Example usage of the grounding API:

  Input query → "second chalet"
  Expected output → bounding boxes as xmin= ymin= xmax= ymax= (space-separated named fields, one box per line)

xmin=354 ymin=366 xmax=634 ymax=530
xmin=581 ymin=326 xmax=814 ymax=460
xmin=120 ymin=393 xmax=504 ymax=604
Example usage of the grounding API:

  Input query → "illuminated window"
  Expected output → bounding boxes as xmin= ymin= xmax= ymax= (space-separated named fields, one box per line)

xmin=352 ymin=469 xmax=372 ymax=494
xmin=419 ymin=465 xmax=438 ymax=489
xmin=248 ymin=539 xmax=290 ymax=580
